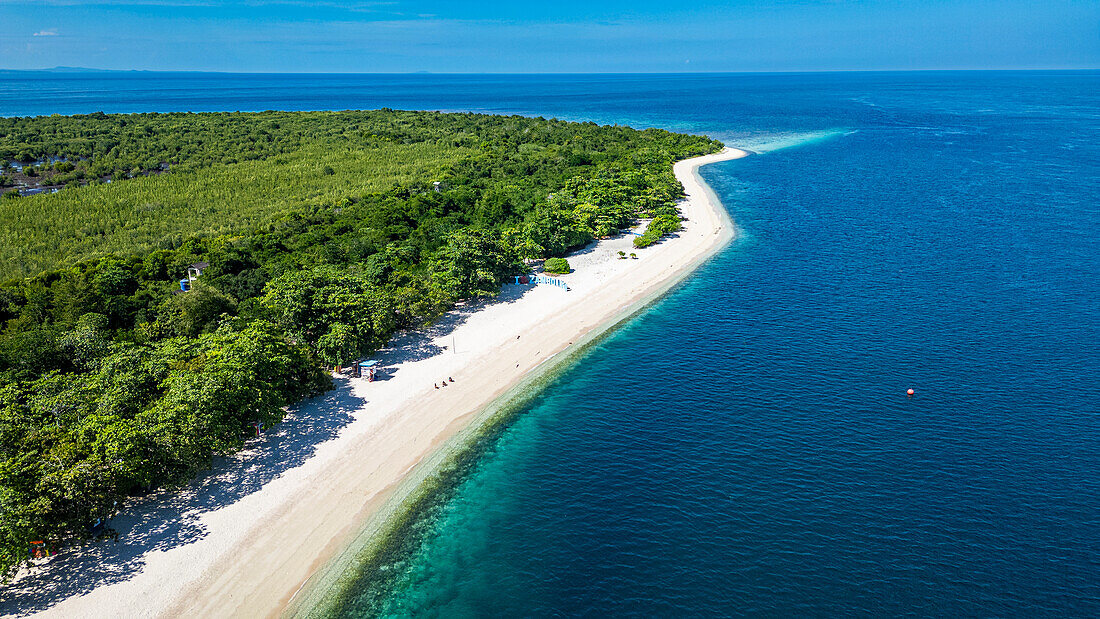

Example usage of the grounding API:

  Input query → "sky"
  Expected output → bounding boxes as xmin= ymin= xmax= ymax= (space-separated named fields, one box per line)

xmin=1 ymin=0 xmax=1098 ymax=73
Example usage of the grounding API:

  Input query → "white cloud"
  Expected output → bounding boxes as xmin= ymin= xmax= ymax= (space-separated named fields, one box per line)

xmin=33 ymin=30 xmax=58 ymax=36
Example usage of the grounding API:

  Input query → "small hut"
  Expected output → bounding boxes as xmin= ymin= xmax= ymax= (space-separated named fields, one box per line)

xmin=179 ymin=261 xmax=210 ymax=292
xmin=187 ymin=261 xmax=209 ymax=282
xmin=357 ymin=360 xmax=380 ymax=381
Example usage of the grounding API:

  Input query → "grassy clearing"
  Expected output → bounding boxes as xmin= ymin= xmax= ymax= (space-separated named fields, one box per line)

xmin=0 ymin=142 xmax=468 ymax=280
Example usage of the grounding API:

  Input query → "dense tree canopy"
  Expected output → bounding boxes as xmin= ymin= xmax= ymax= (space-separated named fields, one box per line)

xmin=0 ymin=109 xmax=721 ymax=579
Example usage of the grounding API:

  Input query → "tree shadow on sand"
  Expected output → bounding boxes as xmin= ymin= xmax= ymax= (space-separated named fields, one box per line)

xmin=371 ymin=283 xmax=536 ymax=368
xmin=0 ymin=382 xmax=363 ymax=615
xmin=0 ymin=283 xmax=541 ymax=615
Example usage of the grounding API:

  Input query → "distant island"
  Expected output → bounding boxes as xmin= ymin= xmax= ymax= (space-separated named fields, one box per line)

xmin=0 ymin=66 xmax=142 ymax=74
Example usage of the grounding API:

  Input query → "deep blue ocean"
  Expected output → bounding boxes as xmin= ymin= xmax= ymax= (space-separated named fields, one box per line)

xmin=3 ymin=71 xmax=1097 ymax=616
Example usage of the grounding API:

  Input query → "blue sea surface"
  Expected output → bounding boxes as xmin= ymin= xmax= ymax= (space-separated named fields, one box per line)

xmin=4 ymin=71 xmax=1097 ymax=616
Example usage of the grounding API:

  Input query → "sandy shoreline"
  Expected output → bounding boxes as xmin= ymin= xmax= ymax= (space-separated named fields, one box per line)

xmin=5 ymin=147 xmax=748 ymax=618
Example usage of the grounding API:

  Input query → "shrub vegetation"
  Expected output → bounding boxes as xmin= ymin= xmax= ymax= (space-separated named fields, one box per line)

xmin=632 ymin=207 xmax=684 ymax=248
xmin=0 ymin=109 xmax=720 ymax=578
xmin=543 ymin=258 xmax=571 ymax=274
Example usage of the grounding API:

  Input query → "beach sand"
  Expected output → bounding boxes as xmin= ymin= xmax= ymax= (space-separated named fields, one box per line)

xmin=4 ymin=147 xmax=748 ymax=618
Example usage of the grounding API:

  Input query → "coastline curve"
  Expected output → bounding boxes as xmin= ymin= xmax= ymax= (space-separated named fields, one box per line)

xmin=19 ymin=147 xmax=749 ymax=619
xmin=285 ymin=147 xmax=750 ymax=617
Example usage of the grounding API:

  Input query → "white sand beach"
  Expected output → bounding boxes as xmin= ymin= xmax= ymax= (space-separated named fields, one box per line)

xmin=3 ymin=147 xmax=748 ymax=618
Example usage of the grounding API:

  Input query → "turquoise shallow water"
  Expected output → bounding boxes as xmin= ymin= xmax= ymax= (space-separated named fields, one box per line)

xmin=315 ymin=73 xmax=1100 ymax=617
xmin=5 ymin=71 xmax=1097 ymax=616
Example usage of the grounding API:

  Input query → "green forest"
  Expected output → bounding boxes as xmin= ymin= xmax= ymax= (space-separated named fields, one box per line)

xmin=0 ymin=109 xmax=721 ymax=578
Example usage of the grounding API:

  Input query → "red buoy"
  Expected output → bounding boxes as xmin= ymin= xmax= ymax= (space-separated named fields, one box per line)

xmin=907 ymin=388 xmax=915 ymax=396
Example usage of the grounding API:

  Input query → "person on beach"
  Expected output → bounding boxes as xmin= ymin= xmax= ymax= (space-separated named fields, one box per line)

xmin=449 ymin=376 xmax=454 ymax=382
xmin=441 ymin=381 xmax=447 ymax=387
xmin=434 ymin=383 xmax=438 ymax=389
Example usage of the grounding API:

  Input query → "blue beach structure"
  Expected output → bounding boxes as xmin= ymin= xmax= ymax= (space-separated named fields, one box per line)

xmin=358 ymin=360 xmax=380 ymax=381
xmin=513 ymin=274 xmax=569 ymax=291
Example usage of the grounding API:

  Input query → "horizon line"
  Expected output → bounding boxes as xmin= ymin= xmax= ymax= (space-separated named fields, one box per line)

xmin=1 ymin=67 xmax=1097 ymax=76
